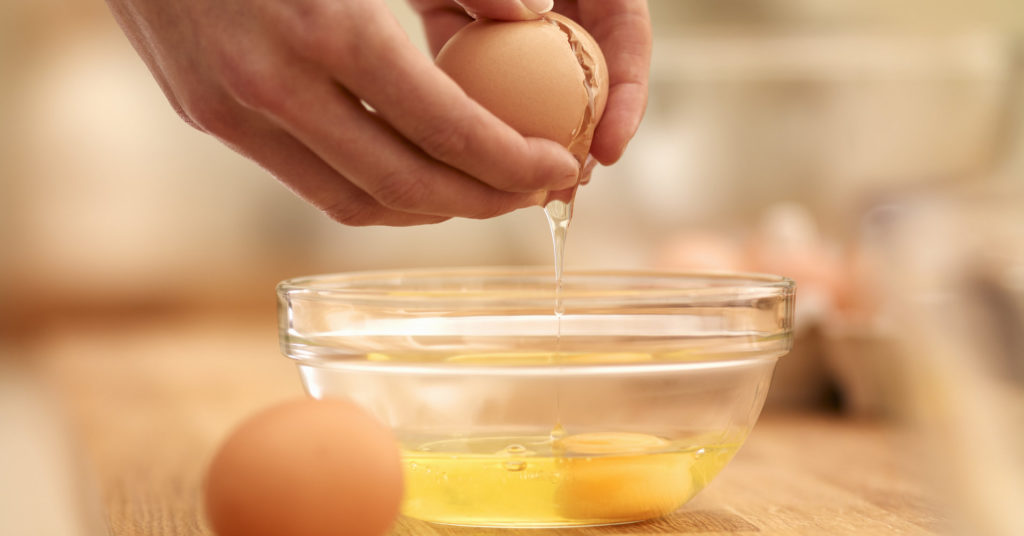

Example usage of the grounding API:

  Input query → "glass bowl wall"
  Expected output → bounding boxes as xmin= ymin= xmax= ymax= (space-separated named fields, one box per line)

xmin=278 ymin=268 xmax=795 ymax=527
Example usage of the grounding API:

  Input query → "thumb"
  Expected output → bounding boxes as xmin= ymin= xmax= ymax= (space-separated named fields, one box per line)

xmin=455 ymin=0 xmax=554 ymax=20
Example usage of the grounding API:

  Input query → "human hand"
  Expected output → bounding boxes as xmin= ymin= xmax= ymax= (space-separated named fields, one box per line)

xmin=412 ymin=0 xmax=652 ymax=167
xmin=105 ymin=0 xmax=649 ymax=226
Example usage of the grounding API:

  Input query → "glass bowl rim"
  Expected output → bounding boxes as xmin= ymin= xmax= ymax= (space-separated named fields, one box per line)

xmin=277 ymin=266 xmax=795 ymax=305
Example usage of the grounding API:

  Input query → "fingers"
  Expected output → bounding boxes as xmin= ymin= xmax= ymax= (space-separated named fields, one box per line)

xmin=215 ymin=110 xmax=452 ymax=226
xmin=591 ymin=78 xmax=647 ymax=165
xmin=550 ymin=0 xmax=579 ymax=21
xmin=409 ymin=0 xmax=552 ymax=55
xmin=409 ymin=2 xmax=473 ymax=55
xmin=454 ymin=0 xmax=552 ymax=19
xmin=415 ymin=0 xmax=651 ymax=167
xmin=210 ymin=47 xmax=547 ymax=221
xmin=289 ymin=3 xmax=580 ymax=194
xmin=281 ymin=75 xmax=550 ymax=220
xmin=578 ymin=0 xmax=651 ymax=164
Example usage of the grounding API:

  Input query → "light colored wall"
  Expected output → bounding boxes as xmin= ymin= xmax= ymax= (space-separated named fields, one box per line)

xmin=1 ymin=0 xmax=1020 ymax=313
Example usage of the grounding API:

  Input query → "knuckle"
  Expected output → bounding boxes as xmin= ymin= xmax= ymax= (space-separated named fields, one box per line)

xmin=287 ymin=15 xmax=334 ymax=62
xmin=413 ymin=118 xmax=470 ymax=163
xmin=178 ymin=93 xmax=235 ymax=138
xmin=210 ymin=47 xmax=289 ymax=116
xmin=470 ymin=198 xmax=518 ymax=220
xmin=369 ymin=170 xmax=428 ymax=212
xmin=283 ymin=1 xmax=365 ymax=68
xmin=174 ymin=106 xmax=205 ymax=133
xmin=224 ymin=68 xmax=286 ymax=115
xmin=165 ymin=97 xmax=198 ymax=130
xmin=322 ymin=197 xmax=382 ymax=227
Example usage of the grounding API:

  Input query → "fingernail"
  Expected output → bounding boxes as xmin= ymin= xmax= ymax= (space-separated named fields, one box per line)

xmin=552 ymin=154 xmax=581 ymax=190
xmin=453 ymin=1 xmax=481 ymax=19
xmin=579 ymin=154 xmax=598 ymax=185
xmin=522 ymin=0 xmax=554 ymax=14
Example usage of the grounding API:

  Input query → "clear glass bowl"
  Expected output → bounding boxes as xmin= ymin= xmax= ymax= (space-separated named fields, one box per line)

xmin=277 ymin=268 xmax=795 ymax=528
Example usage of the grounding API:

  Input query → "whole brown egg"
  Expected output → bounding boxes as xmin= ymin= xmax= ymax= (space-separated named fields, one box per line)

xmin=203 ymin=398 xmax=402 ymax=536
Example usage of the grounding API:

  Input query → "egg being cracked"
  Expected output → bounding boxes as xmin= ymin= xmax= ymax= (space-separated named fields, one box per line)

xmin=436 ymin=12 xmax=609 ymax=163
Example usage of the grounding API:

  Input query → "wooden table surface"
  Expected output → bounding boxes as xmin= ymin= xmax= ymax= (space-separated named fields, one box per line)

xmin=23 ymin=316 xmax=946 ymax=535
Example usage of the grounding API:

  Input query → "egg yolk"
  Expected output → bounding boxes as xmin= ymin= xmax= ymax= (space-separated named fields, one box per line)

xmin=554 ymin=432 xmax=693 ymax=520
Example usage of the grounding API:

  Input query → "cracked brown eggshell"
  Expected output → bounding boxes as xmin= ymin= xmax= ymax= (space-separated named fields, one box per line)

xmin=436 ymin=13 xmax=609 ymax=160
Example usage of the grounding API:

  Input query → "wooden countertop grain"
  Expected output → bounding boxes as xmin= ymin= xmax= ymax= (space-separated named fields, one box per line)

xmin=24 ymin=317 xmax=945 ymax=536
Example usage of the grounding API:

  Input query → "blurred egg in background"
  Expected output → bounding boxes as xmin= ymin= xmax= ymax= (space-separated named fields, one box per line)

xmin=1 ymin=1 xmax=1022 ymax=535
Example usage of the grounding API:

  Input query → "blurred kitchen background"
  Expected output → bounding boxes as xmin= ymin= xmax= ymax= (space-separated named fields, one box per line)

xmin=1 ymin=0 xmax=1023 ymax=534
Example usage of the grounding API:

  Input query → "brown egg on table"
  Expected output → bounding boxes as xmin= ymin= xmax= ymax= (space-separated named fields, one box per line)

xmin=203 ymin=398 xmax=402 ymax=536
xmin=436 ymin=12 xmax=609 ymax=163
